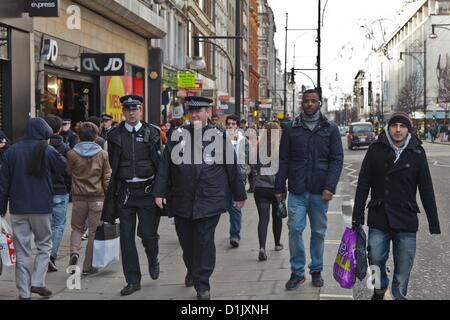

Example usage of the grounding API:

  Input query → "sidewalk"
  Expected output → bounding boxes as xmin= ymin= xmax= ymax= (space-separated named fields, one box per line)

xmin=423 ymin=138 xmax=450 ymax=145
xmin=0 ymin=186 xmax=353 ymax=300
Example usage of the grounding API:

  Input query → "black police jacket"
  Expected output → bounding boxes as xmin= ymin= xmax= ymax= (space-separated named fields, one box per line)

xmin=101 ymin=121 xmax=161 ymax=223
xmin=153 ymin=124 xmax=247 ymax=219
xmin=352 ymin=131 xmax=440 ymax=234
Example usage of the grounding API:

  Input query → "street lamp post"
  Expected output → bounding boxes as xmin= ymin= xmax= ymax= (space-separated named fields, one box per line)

xmin=399 ymin=40 xmax=426 ymax=134
xmin=192 ymin=35 xmax=242 ymax=118
xmin=283 ymin=4 xmax=321 ymax=119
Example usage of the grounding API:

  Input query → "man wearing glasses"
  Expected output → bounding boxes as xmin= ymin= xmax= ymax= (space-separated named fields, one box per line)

xmin=275 ymin=89 xmax=344 ymax=289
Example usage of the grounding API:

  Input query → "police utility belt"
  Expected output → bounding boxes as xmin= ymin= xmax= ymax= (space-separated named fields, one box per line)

xmin=124 ymin=176 xmax=155 ymax=192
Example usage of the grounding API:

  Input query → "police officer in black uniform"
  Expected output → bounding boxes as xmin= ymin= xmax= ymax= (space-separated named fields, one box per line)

xmin=153 ymin=96 xmax=247 ymax=300
xmin=101 ymin=95 xmax=162 ymax=296
xmin=60 ymin=119 xmax=79 ymax=149
xmin=100 ymin=114 xmax=114 ymax=140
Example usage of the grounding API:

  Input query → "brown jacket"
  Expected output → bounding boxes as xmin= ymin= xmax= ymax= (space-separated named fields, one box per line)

xmin=67 ymin=143 xmax=111 ymax=201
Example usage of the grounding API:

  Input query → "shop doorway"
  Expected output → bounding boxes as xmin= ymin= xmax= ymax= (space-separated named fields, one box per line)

xmin=42 ymin=68 xmax=99 ymax=126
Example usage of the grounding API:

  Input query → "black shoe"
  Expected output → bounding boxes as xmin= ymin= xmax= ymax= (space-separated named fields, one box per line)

xmin=120 ymin=283 xmax=141 ymax=296
xmin=30 ymin=286 xmax=52 ymax=297
xmin=230 ymin=238 xmax=240 ymax=248
xmin=196 ymin=290 xmax=211 ymax=300
xmin=371 ymin=289 xmax=386 ymax=300
xmin=258 ymin=249 xmax=267 ymax=261
xmin=311 ymin=272 xmax=324 ymax=287
xmin=185 ymin=273 xmax=194 ymax=287
xmin=69 ymin=253 xmax=79 ymax=266
xmin=82 ymin=267 xmax=99 ymax=276
xmin=149 ymin=262 xmax=160 ymax=280
xmin=48 ymin=257 xmax=58 ymax=272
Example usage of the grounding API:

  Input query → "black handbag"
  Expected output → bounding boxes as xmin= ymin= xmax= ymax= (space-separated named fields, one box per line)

xmin=95 ymin=222 xmax=120 ymax=241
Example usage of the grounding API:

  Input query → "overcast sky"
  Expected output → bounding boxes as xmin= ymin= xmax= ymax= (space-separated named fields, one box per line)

xmin=269 ymin=0 xmax=424 ymax=93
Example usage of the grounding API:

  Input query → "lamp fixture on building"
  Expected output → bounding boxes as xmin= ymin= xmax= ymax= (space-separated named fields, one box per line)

xmin=429 ymin=24 xmax=450 ymax=39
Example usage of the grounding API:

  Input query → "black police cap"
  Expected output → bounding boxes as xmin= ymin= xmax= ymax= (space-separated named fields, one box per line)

xmin=120 ymin=95 xmax=144 ymax=108
xmin=185 ymin=96 xmax=213 ymax=110
xmin=101 ymin=114 xmax=113 ymax=121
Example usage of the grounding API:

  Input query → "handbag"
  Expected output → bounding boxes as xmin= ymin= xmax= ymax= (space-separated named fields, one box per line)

xmin=276 ymin=199 xmax=287 ymax=218
xmin=92 ymin=222 xmax=120 ymax=269
xmin=333 ymin=227 xmax=357 ymax=289
xmin=0 ymin=217 xmax=15 ymax=267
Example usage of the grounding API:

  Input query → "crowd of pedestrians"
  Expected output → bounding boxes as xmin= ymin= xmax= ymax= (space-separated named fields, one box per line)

xmin=0 ymin=89 xmax=441 ymax=301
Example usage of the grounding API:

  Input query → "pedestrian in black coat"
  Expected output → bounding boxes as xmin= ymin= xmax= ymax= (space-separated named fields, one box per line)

xmin=352 ymin=112 xmax=440 ymax=300
xmin=0 ymin=130 xmax=10 ymax=170
xmin=153 ymin=96 xmax=247 ymax=300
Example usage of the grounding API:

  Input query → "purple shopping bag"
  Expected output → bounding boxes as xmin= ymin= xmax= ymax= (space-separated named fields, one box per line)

xmin=333 ymin=227 xmax=357 ymax=289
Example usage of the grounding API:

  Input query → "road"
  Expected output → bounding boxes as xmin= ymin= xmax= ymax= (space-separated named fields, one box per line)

xmin=341 ymin=137 xmax=450 ymax=300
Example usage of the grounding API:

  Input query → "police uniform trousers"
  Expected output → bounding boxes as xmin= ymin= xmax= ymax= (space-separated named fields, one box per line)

xmin=117 ymin=183 xmax=161 ymax=285
xmin=174 ymin=214 xmax=221 ymax=293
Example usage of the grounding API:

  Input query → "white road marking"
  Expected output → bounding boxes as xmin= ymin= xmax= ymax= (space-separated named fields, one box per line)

xmin=432 ymin=160 xmax=450 ymax=168
xmin=325 ymin=240 xmax=341 ymax=245
xmin=320 ymin=294 xmax=354 ymax=300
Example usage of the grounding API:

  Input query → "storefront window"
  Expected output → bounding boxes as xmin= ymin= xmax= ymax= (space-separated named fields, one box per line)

xmin=438 ymin=1 xmax=450 ymax=14
xmin=0 ymin=26 xmax=9 ymax=61
xmin=42 ymin=73 xmax=94 ymax=125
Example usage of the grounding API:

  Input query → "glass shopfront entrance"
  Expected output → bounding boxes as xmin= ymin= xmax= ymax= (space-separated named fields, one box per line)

xmin=41 ymin=68 xmax=99 ymax=126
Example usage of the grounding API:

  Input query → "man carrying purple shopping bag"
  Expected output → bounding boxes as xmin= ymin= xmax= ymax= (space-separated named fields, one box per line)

xmin=352 ymin=113 xmax=440 ymax=300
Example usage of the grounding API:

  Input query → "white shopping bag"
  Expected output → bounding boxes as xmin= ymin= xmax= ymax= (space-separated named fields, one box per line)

xmin=0 ymin=217 xmax=15 ymax=267
xmin=92 ymin=223 xmax=120 ymax=269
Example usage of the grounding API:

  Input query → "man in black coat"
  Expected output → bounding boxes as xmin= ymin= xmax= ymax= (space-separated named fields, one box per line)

xmin=275 ymin=89 xmax=344 ymax=289
xmin=352 ymin=112 xmax=440 ymax=300
xmin=153 ymin=96 xmax=247 ymax=300
xmin=101 ymin=95 xmax=162 ymax=296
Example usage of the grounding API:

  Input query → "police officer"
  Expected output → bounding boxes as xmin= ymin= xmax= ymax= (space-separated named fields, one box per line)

xmin=100 ymin=114 xmax=114 ymax=140
xmin=153 ymin=96 xmax=247 ymax=300
xmin=101 ymin=95 xmax=162 ymax=296
xmin=60 ymin=119 xmax=79 ymax=149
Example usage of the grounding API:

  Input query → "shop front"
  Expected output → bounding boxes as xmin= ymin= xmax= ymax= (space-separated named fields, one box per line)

xmin=0 ymin=18 xmax=32 ymax=141
xmin=35 ymin=33 xmax=146 ymax=126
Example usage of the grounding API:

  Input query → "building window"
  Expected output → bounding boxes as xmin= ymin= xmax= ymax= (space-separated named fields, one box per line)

xmin=0 ymin=26 xmax=9 ymax=61
xmin=438 ymin=0 xmax=450 ymax=14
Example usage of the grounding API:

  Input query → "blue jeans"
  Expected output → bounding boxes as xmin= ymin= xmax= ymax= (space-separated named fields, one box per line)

xmin=287 ymin=192 xmax=328 ymax=277
xmin=368 ymin=228 xmax=416 ymax=300
xmin=227 ymin=194 xmax=242 ymax=240
xmin=51 ymin=194 xmax=69 ymax=259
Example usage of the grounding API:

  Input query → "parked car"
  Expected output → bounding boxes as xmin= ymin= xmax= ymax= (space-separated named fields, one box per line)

xmin=347 ymin=122 xmax=375 ymax=150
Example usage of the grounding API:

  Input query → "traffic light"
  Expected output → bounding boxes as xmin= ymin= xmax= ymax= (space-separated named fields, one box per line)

xmin=290 ymin=68 xmax=295 ymax=83
xmin=433 ymin=115 xmax=436 ymax=121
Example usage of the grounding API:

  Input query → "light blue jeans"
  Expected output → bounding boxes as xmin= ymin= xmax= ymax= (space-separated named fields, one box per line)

xmin=368 ymin=228 xmax=417 ymax=300
xmin=287 ymin=192 xmax=329 ymax=277
xmin=51 ymin=194 xmax=69 ymax=259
